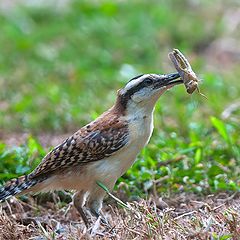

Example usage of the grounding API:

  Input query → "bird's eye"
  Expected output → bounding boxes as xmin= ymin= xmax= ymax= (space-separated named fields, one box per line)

xmin=144 ymin=78 xmax=153 ymax=86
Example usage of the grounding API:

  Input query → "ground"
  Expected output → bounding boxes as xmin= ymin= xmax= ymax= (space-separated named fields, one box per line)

xmin=1 ymin=192 xmax=239 ymax=239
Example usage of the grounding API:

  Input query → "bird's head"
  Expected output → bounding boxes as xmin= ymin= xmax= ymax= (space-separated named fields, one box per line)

xmin=116 ymin=73 xmax=182 ymax=114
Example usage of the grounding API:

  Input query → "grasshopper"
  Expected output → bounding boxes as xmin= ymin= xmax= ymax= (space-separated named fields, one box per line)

xmin=168 ymin=49 xmax=207 ymax=98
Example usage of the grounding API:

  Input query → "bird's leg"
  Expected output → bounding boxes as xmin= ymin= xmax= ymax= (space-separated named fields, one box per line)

xmin=90 ymin=205 xmax=109 ymax=226
xmin=88 ymin=187 xmax=112 ymax=228
xmin=73 ymin=191 xmax=92 ymax=228
xmin=89 ymin=202 xmax=116 ymax=234
xmin=76 ymin=205 xmax=91 ymax=228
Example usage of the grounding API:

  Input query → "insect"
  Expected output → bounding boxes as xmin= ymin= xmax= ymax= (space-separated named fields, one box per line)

xmin=168 ymin=48 xmax=207 ymax=98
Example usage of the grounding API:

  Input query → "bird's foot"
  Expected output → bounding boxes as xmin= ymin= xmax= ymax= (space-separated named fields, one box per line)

xmin=74 ymin=205 xmax=94 ymax=229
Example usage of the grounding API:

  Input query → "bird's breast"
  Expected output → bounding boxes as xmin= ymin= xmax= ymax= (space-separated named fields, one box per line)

xmin=85 ymin=114 xmax=154 ymax=185
xmin=128 ymin=113 xmax=154 ymax=148
xmin=111 ymin=113 xmax=154 ymax=176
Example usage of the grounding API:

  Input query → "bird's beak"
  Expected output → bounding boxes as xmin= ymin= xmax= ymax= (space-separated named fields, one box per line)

xmin=154 ymin=73 xmax=183 ymax=89
xmin=162 ymin=73 xmax=183 ymax=86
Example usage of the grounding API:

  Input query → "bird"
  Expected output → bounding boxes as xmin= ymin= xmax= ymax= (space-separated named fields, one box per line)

xmin=0 ymin=72 xmax=182 ymax=227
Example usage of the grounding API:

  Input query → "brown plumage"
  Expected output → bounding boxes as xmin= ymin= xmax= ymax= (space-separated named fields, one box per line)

xmin=32 ymin=110 xmax=129 ymax=178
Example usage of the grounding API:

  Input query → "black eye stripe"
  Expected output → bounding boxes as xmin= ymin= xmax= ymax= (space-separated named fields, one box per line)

xmin=119 ymin=75 xmax=158 ymax=109
xmin=144 ymin=78 xmax=153 ymax=85
xmin=127 ymin=77 xmax=155 ymax=95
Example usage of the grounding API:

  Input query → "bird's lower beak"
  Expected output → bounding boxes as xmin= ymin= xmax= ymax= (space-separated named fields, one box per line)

xmin=154 ymin=73 xmax=183 ymax=90
xmin=162 ymin=73 xmax=183 ymax=86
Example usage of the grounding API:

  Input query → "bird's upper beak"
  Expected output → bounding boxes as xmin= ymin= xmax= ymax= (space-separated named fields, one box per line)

xmin=154 ymin=73 xmax=183 ymax=89
xmin=161 ymin=72 xmax=183 ymax=86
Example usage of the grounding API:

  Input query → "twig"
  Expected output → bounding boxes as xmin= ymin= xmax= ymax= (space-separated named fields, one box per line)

xmin=217 ymin=192 xmax=239 ymax=202
xmin=17 ymin=197 xmax=39 ymax=211
xmin=157 ymin=155 xmax=185 ymax=167
xmin=153 ymin=175 xmax=170 ymax=185
xmin=5 ymin=200 xmax=13 ymax=215
xmin=211 ymin=203 xmax=225 ymax=212
xmin=36 ymin=220 xmax=50 ymax=239
xmin=90 ymin=216 xmax=101 ymax=237
xmin=124 ymin=227 xmax=146 ymax=237
xmin=221 ymin=102 xmax=240 ymax=119
xmin=96 ymin=181 xmax=131 ymax=210
xmin=174 ymin=210 xmax=197 ymax=220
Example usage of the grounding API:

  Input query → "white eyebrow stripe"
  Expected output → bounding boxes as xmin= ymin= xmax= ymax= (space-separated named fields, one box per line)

xmin=125 ymin=74 xmax=151 ymax=91
xmin=125 ymin=78 xmax=140 ymax=91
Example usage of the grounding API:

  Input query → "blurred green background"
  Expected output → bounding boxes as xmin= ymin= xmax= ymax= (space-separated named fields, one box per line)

xmin=0 ymin=0 xmax=239 ymax=195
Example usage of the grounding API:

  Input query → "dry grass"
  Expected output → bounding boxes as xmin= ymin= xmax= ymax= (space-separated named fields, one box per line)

xmin=0 ymin=192 xmax=239 ymax=240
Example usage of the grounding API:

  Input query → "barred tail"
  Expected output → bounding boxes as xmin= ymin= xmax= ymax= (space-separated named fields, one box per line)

xmin=0 ymin=175 xmax=43 ymax=202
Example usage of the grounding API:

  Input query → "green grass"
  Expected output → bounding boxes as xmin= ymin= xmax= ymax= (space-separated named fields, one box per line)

xmin=0 ymin=0 xmax=240 ymax=195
